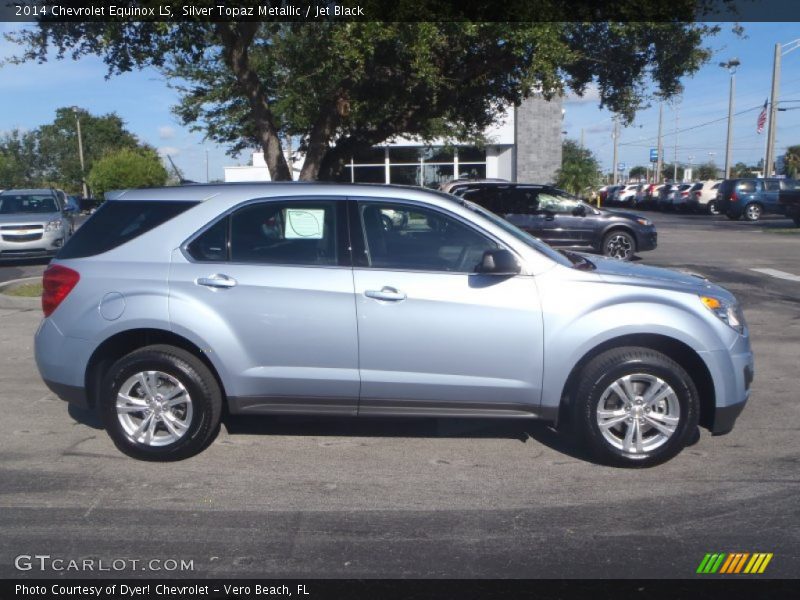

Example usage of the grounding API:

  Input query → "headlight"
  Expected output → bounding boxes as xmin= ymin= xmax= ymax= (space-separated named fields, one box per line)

xmin=700 ymin=295 xmax=745 ymax=334
xmin=635 ymin=218 xmax=652 ymax=226
xmin=45 ymin=219 xmax=64 ymax=232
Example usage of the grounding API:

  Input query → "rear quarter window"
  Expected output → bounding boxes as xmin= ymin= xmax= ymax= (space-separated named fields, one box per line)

xmin=58 ymin=200 xmax=197 ymax=259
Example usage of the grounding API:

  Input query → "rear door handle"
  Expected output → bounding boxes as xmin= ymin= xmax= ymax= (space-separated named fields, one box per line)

xmin=364 ymin=287 xmax=406 ymax=302
xmin=196 ymin=274 xmax=237 ymax=289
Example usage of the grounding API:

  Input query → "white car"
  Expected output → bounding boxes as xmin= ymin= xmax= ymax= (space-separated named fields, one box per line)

xmin=687 ymin=180 xmax=722 ymax=214
xmin=616 ymin=184 xmax=641 ymax=206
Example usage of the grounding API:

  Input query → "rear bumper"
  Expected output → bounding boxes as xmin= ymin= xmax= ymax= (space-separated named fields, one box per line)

xmin=43 ymin=378 xmax=89 ymax=409
xmin=35 ymin=318 xmax=94 ymax=407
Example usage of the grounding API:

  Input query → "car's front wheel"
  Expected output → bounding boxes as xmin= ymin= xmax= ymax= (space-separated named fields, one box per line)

xmin=603 ymin=230 xmax=636 ymax=261
xmin=100 ymin=345 xmax=222 ymax=461
xmin=707 ymin=200 xmax=720 ymax=215
xmin=572 ymin=347 xmax=699 ymax=467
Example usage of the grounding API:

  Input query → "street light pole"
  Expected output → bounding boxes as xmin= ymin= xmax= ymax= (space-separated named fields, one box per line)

xmin=72 ymin=107 xmax=89 ymax=198
xmin=655 ymin=103 xmax=663 ymax=183
xmin=720 ymin=58 xmax=739 ymax=179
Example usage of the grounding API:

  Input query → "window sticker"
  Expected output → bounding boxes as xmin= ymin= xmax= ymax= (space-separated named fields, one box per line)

xmin=283 ymin=208 xmax=325 ymax=239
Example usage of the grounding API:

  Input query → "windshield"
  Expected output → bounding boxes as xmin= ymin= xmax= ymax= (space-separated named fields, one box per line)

xmin=0 ymin=194 xmax=59 ymax=214
xmin=459 ymin=198 xmax=570 ymax=266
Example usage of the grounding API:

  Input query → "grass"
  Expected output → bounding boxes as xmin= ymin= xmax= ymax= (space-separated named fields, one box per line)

xmin=763 ymin=228 xmax=800 ymax=235
xmin=3 ymin=282 xmax=43 ymax=297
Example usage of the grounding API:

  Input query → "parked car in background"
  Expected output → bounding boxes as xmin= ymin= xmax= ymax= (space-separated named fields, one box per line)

xmin=642 ymin=184 xmax=665 ymax=210
xmin=0 ymin=189 xmax=76 ymax=260
xmin=687 ymin=180 xmax=722 ymax=214
xmin=670 ymin=183 xmax=694 ymax=212
xmin=35 ymin=182 xmax=752 ymax=466
xmin=657 ymin=184 xmax=677 ymax=211
xmin=717 ymin=178 xmax=799 ymax=221
xmin=602 ymin=185 xmax=622 ymax=207
xmin=778 ymin=185 xmax=800 ymax=226
xmin=439 ymin=178 xmax=509 ymax=195
xmin=452 ymin=182 xmax=657 ymax=261
xmin=616 ymin=184 xmax=641 ymax=207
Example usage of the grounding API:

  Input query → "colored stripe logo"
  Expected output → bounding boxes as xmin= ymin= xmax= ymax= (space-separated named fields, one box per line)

xmin=697 ymin=553 xmax=773 ymax=574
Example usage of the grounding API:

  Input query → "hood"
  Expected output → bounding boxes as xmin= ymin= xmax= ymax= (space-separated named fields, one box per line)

xmin=583 ymin=254 xmax=735 ymax=302
xmin=0 ymin=212 xmax=61 ymax=225
xmin=600 ymin=208 xmax=646 ymax=222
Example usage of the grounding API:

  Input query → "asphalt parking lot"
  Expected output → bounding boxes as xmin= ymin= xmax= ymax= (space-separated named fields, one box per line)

xmin=1 ymin=211 xmax=798 ymax=579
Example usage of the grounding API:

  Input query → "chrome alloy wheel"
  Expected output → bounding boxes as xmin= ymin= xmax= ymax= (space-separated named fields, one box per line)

xmin=116 ymin=371 xmax=193 ymax=446
xmin=745 ymin=203 xmax=762 ymax=221
xmin=595 ymin=373 xmax=680 ymax=458
xmin=605 ymin=234 xmax=633 ymax=260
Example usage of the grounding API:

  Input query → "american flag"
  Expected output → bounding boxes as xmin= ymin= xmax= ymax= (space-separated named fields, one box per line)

xmin=757 ymin=99 xmax=768 ymax=134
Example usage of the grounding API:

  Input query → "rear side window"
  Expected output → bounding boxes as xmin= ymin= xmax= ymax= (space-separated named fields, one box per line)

xmin=737 ymin=180 xmax=756 ymax=193
xmin=229 ymin=200 xmax=338 ymax=266
xmin=58 ymin=200 xmax=197 ymax=259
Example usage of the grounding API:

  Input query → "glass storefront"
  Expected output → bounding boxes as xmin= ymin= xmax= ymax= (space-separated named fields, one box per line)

xmin=344 ymin=145 xmax=487 ymax=188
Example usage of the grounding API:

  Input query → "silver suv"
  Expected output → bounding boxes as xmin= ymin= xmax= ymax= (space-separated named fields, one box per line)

xmin=34 ymin=184 xmax=753 ymax=466
xmin=0 ymin=189 xmax=75 ymax=260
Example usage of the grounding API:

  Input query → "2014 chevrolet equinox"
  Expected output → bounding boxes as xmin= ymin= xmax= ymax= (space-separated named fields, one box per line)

xmin=34 ymin=184 xmax=753 ymax=466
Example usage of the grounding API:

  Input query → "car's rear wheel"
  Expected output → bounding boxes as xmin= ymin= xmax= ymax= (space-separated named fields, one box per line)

xmin=603 ymin=230 xmax=636 ymax=261
xmin=743 ymin=202 xmax=762 ymax=222
xmin=100 ymin=345 xmax=222 ymax=461
xmin=572 ymin=347 xmax=699 ymax=467
xmin=707 ymin=200 xmax=720 ymax=215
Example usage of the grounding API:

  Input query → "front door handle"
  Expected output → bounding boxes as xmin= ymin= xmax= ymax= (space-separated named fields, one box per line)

xmin=196 ymin=274 xmax=237 ymax=289
xmin=364 ymin=287 xmax=406 ymax=302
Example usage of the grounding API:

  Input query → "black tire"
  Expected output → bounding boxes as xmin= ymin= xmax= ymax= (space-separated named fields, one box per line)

xmin=602 ymin=230 xmax=636 ymax=261
xmin=100 ymin=345 xmax=222 ymax=461
xmin=707 ymin=200 xmax=720 ymax=216
xmin=572 ymin=347 xmax=699 ymax=467
xmin=743 ymin=202 xmax=762 ymax=222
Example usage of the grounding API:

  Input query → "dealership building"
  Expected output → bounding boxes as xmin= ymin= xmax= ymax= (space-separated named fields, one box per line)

xmin=224 ymin=95 xmax=563 ymax=187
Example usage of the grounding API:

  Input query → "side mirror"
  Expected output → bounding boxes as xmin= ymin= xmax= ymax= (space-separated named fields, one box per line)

xmin=63 ymin=205 xmax=76 ymax=214
xmin=572 ymin=204 xmax=586 ymax=217
xmin=475 ymin=249 xmax=521 ymax=276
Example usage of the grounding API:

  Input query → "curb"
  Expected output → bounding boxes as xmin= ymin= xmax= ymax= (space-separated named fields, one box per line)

xmin=0 ymin=277 xmax=41 ymax=311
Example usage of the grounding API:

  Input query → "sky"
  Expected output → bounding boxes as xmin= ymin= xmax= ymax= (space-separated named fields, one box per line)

xmin=1 ymin=22 xmax=799 ymax=182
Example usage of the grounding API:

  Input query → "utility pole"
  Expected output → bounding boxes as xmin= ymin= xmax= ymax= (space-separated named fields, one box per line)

xmin=580 ymin=128 xmax=585 ymax=148
xmin=72 ymin=107 xmax=89 ymax=198
xmin=765 ymin=43 xmax=781 ymax=177
xmin=673 ymin=104 xmax=679 ymax=182
xmin=205 ymin=149 xmax=209 ymax=183
xmin=656 ymin=103 xmax=663 ymax=183
xmin=720 ymin=58 xmax=740 ymax=179
xmin=612 ymin=118 xmax=620 ymax=185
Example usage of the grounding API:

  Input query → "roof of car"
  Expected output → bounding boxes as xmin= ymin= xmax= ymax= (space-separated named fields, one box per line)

xmin=0 ymin=188 xmax=56 ymax=195
xmin=103 ymin=182 xmax=462 ymax=204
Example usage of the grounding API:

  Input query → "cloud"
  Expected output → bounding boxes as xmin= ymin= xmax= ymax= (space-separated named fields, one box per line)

xmin=564 ymin=83 xmax=601 ymax=105
xmin=158 ymin=126 xmax=176 ymax=140
xmin=157 ymin=146 xmax=180 ymax=156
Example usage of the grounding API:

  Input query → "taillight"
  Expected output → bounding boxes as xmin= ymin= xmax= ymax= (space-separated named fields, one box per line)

xmin=731 ymin=190 xmax=738 ymax=202
xmin=694 ymin=191 xmax=701 ymax=198
xmin=42 ymin=265 xmax=80 ymax=317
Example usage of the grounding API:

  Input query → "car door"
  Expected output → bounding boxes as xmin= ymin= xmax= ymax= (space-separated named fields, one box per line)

xmin=350 ymin=198 xmax=544 ymax=415
xmin=537 ymin=191 xmax=593 ymax=245
xmin=169 ymin=197 xmax=360 ymax=414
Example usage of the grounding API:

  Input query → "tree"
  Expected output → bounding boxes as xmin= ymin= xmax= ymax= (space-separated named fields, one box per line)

xmin=6 ymin=5 xmax=723 ymax=181
xmin=87 ymin=148 xmax=168 ymax=198
xmin=0 ymin=108 xmax=146 ymax=192
xmin=696 ymin=162 xmax=718 ymax=180
xmin=730 ymin=162 xmax=758 ymax=178
xmin=783 ymin=145 xmax=800 ymax=179
xmin=628 ymin=166 xmax=648 ymax=180
xmin=660 ymin=163 xmax=684 ymax=182
xmin=36 ymin=108 xmax=142 ymax=193
xmin=555 ymin=139 xmax=600 ymax=196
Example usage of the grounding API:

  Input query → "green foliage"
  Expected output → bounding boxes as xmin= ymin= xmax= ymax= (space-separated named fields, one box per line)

xmin=730 ymin=162 xmax=759 ymax=178
xmin=628 ymin=166 xmax=648 ymax=179
xmin=696 ymin=162 xmax=718 ymax=180
xmin=5 ymin=5 xmax=724 ymax=180
xmin=0 ymin=108 xmax=146 ymax=193
xmin=87 ymin=148 xmax=168 ymax=199
xmin=783 ymin=145 xmax=800 ymax=179
xmin=556 ymin=139 xmax=600 ymax=196
xmin=660 ymin=163 xmax=684 ymax=182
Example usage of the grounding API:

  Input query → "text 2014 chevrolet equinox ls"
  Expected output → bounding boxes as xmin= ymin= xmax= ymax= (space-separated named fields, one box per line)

xmin=34 ymin=184 xmax=753 ymax=466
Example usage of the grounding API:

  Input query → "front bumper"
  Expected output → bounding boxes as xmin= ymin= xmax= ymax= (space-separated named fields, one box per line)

xmin=637 ymin=229 xmax=658 ymax=252
xmin=704 ymin=340 xmax=754 ymax=435
xmin=0 ymin=228 xmax=64 ymax=260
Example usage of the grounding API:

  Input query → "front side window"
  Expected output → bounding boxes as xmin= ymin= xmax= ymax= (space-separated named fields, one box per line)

xmin=358 ymin=202 xmax=498 ymax=273
xmin=229 ymin=201 xmax=338 ymax=266
xmin=537 ymin=192 xmax=581 ymax=214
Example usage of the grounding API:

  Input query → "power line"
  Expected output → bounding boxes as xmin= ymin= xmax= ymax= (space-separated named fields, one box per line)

xmin=619 ymin=104 xmax=763 ymax=147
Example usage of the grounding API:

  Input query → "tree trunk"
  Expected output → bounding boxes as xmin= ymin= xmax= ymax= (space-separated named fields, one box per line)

xmin=216 ymin=23 xmax=292 ymax=181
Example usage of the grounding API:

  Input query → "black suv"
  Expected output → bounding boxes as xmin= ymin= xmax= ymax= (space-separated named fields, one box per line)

xmin=453 ymin=183 xmax=657 ymax=261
